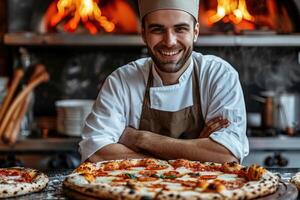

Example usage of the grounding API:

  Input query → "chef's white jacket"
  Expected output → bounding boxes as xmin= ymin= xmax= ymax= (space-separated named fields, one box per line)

xmin=79 ymin=51 xmax=249 ymax=162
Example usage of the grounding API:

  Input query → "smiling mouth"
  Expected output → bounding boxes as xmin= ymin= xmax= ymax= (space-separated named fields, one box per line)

xmin=159 ymin=50 xmax=181 ymax=56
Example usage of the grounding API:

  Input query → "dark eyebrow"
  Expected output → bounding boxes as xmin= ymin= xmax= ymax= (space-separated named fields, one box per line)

xmin=174 ymin=23 xmax=191 ymax=28
xmin=148 ymin=24 xmax=164 ymax=29
xmin=147 ymin=23 xmax=191 ymax=29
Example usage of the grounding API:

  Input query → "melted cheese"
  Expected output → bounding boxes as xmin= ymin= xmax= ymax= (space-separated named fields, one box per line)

xmin=176 ymin=167 xmax=192 ymax=174
xmin=217 ymin=174 xmax=238 ymax=181
xmin=176 ymin=175 xmax=197 ymax=182
xmin=164 ymin=182 xmax=184 ymax=191
xmin=200 ymin=171 xmax=223 ymax=176
xmin=94 ymin=176 xmax=115 ymax=184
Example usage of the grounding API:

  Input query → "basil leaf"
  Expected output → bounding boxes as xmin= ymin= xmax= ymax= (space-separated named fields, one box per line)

xmin=151 ymin=174 xmax=160 ymax=178
xmin=160 ymin=175 xmax=177 ymax=179
xmin=125 ymin=173 xmax=137 ymax=179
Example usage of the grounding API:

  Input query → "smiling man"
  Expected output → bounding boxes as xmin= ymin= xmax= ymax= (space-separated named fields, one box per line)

xmin=79 ymin=0 xmax=249 ymax=164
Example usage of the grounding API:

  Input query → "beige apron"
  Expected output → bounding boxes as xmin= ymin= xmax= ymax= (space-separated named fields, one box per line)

xmin=139 ymin=59 xmax=205 ymax=139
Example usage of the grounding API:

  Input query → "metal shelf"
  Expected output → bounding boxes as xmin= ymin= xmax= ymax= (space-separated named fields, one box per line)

xmin=4 ymin=33 xmax=145 ymax=47
xmin=249 ymin=135 xmax=300 ymax=151
xmin=0 ymin=138 xmax=81 ymax=152
xmin=4 ymin=33 xmax=300 ymax=46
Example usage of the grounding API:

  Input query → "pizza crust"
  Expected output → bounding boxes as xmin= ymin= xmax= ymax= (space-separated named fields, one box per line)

xmin=241 ymin=172 xmax=279 ymax=199
xmin=290 ymin=172 xmax=300 ymax=190
xmin=0 ymin=169 xmax=49 ymax=198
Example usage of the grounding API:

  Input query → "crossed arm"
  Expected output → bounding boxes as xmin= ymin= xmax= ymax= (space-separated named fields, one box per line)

xmin=88 ymin=117 xmax=238 ymax=163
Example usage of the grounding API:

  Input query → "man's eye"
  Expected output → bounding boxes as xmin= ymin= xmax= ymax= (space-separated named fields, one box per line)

xmin=175 ymin=27 xmax=189 ymax=33
xmin=150 ymin=28 xmax=164 ymax=33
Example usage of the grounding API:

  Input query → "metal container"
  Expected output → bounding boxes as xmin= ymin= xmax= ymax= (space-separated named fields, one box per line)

xmin=261 ymin=92 xmax=300 ymax=134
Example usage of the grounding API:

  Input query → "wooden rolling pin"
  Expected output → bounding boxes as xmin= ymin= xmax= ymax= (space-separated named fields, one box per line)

xmin=0 ymin=68 xmax=24 ymax=124
xmin=2 ymin=64 xmax=47 ymax=143
xmin=0 ymin=71 xmax=50 ymax=140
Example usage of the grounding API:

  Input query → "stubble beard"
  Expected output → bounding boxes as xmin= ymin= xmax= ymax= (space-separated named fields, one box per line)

xmin=148 ymin=46 xmax=193 ymax=73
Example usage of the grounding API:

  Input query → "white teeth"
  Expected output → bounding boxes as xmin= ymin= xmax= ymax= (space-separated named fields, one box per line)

xmin=161 ymin=51 xmax=179 ymax=56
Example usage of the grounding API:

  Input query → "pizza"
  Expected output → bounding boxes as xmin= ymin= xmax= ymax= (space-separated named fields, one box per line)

xmin=0 ymin=167 xmax=49 ymax=198
xmin=290 ymin=172 xmax=300 ymax=190
xmin=63 ymin=158 xmax=279 ymax=200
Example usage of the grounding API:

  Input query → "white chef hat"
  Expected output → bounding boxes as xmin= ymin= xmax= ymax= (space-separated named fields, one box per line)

xmin=138 ymin=0 xmax=199 ymax=21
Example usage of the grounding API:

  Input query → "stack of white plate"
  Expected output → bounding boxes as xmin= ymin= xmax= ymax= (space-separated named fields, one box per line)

xmin=55 ymin=99 xmax=94 ymax=137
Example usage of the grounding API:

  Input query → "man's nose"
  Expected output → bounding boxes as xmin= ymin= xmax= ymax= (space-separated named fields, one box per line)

xmin=163 ymin=31 xmax=177 ymax=47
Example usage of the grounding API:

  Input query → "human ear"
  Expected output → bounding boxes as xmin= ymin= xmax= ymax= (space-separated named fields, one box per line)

xmin=141 ymin=28 xmax=146 ymax=44
xmin=194 ymin=22 xmax=200 ymax=42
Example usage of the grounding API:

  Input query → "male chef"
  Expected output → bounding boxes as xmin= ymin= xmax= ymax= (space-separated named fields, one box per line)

xmin=79 ymin=0 xmax=249 ymax=164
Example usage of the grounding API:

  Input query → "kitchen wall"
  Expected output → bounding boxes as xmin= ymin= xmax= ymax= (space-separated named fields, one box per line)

xmin=16 ymin=46 xmax=299 ymax=116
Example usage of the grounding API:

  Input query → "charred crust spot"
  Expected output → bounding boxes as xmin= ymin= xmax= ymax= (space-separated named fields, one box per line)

xmin=264 ymin=184 xmax=267 ymax=187
xmin=258 ymin=188 xmax=261 ymax=191
xmin=252 ymin=191 xmax=256 ymax=194
xmin=129 ymin=189 xmax=135 ymax=195
xmin=233 ymin=192 xmax=237 ymax=196
xmin=213 ymin=197 xmax=218 ymax=200
xmin=3 ymin=190 xmax=7 ymax=194
xmin=228 ymin=161 xmax=238 ymax=167
xmin=86 ymin=188 xmax=94 ymax=193
xmin=176 ymin=194 xmax=181 ymax=199
xmin=245 ymin=183 xmax=250 ymax=187
xmin=208 ymin=183 xmax=217 ymax=190
xmin=169 ymin=194 xmax=174 ymax=197
xmin=14 ymin=191 xmax=17 ymax=195
xmin=241 ymin=167 xmax=247 ymax=171
xmin=141 ymin=196 xmax=152 ymax=200
xmin=21 ymin=187 xmax=24 ymax=190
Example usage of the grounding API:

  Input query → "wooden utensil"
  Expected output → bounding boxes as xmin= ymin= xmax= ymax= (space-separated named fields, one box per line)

xmin=1 ymin=97 xmax=27 ymax=144
xmin=6 ymin=95 xmax=31 ymax=144
xmin=0 ymin=68 xmax=24 ymax=124
xmin=0 ymin=71 xmax=49 ymax=139
xmin=2 ymin=64 xmax=48 ymax=144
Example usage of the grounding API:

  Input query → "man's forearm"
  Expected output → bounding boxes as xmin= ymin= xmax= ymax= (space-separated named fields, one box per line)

xmin=136 ymin=131 xmax=238 ymax=163
xmin=88 ymin=143 xmax=151 ymax=162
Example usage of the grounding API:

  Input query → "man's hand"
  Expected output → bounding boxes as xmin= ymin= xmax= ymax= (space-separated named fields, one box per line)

xmin=119 ymin=127 xmax=144 ymax=152
xmin=199 ymin=117 xmax=230 ymax=138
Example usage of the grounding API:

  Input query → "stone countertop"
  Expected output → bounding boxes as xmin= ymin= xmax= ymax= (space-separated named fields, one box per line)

xmin=9 ymin=168 xmax=300 ymax=200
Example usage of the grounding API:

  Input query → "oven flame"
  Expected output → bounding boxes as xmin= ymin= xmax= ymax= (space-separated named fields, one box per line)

xmin=49 ymin=0 xmax=115 ymax=34
xmin=208 ymin=0 xmax=254 ymax=25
